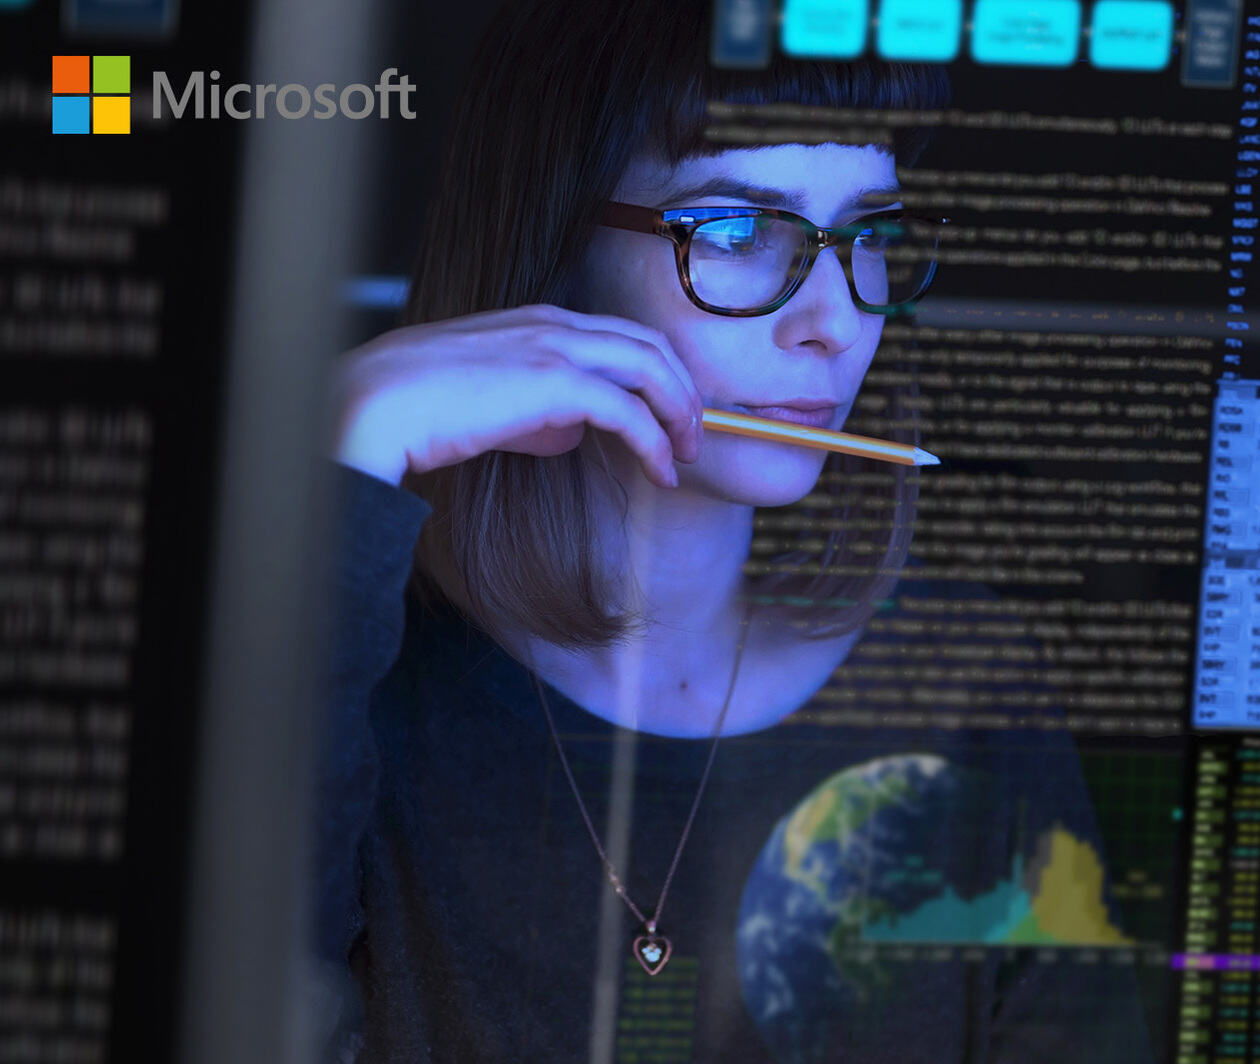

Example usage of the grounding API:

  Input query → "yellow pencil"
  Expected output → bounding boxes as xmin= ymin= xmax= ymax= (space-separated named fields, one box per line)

xmin=701 ymin=408 xmax=940 ymax=467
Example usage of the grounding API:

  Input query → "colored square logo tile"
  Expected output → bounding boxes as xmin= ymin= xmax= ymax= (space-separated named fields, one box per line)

xmin=92 ymin=94 xmax=130 ymax=133
xmin=52 ymin=55 xmax=90 ymax=94
xmin=92 ymin=54 xmax=129 ymax=93
xmin=52 ymin=95 xmax=90 ymax=133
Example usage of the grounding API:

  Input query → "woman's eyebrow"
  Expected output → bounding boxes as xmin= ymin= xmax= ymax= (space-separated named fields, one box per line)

xmin=653 ymin=177 xmax=902 ymax=213
xmin=853 ymin=184 xmax=903 ymax=209
xmin=654 ymin=178 xmax=807 ymax=210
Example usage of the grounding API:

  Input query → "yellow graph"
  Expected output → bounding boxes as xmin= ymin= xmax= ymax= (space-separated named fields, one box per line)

xmin=1027 ymin=828 xmax=1133 ymax=945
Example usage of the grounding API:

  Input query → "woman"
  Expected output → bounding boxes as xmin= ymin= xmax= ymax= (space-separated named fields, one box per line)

xmin=319 ymin=0 xmax=1151 ymax=1060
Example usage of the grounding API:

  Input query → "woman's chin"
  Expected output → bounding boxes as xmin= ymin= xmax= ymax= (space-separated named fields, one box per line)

xmin=684 ymin=442 xmax=827 ymax=507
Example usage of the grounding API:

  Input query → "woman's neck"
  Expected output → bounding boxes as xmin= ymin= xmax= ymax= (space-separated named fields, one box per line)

xmin=597 ymin=455 xmax=755 ymax=634
xmin=497 ymin=447 xmax=857 ymax=738
xmin=542 ymin=455 xmax=758 ymax=733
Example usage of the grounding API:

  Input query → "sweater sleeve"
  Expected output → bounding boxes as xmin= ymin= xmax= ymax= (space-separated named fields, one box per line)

xmin=309 ymin=461 xmax=432 ymax=1056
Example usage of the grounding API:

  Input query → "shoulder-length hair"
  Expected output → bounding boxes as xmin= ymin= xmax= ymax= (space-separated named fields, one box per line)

xmin=401 ymin=0 xmax=948 ymax=651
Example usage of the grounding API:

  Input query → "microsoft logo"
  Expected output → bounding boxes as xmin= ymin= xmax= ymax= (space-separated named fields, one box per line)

xmin=52 ymin=55 xmax=130 ymax=134
xmin=49 ymin=58 xmax=420 ymax=131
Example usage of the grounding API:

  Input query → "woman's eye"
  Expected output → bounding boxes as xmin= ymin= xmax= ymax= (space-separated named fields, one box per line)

xmin=855 ymin=227 xmax=888 ymax=250
xmin=855 ymin=218 xmax=903 ymax=253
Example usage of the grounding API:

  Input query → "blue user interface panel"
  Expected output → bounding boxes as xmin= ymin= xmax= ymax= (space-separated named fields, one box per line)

xmin=758 ymin=0 xmax=1202 ymax=73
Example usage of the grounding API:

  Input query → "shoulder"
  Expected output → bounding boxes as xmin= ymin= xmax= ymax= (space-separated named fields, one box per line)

xmin=386 ymin=590 xmax=538 ymax=723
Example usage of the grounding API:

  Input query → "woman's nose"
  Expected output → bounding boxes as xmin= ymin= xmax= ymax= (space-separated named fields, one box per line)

xmin=773 ymin=245 xmax=865 ymax=354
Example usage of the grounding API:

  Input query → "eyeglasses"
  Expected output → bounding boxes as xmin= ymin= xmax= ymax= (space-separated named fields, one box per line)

xmin=600 ymin=201 xmax=948 ymax=318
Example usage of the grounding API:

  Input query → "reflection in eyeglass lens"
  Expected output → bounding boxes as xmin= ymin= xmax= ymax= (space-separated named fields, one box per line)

xmin=687 ymin=213 xmax=937 ymax=311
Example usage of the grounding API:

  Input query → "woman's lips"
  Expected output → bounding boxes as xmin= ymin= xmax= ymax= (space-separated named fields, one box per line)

xmin=736 ymin=403 xmax=838 ymax=429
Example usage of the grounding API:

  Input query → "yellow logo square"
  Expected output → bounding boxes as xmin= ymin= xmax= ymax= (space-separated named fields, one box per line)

xmin=92 ymin=94 xmax=130 ymax=134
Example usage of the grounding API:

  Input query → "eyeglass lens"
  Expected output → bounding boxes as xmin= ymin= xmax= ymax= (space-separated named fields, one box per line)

xmin=686 ymin=214 xmax=937 ymax=312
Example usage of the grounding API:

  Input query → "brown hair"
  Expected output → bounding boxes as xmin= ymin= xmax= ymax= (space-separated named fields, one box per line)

xmin=401 ymin=0 xmax=948 ymax=650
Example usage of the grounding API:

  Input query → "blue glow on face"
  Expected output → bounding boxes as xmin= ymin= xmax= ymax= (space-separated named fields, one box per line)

xmin=1088 ymin=0 xmax=1173 ymax=71
xmin=591 ymin=144 xmax=898 ymax=508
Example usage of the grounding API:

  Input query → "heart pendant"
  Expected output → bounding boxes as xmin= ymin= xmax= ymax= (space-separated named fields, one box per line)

xmin=633 ymin=933 xmax=673 ymax=976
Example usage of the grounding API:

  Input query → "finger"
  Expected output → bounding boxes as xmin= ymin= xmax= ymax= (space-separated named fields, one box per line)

xmin=551 ymin=329 xmax=700 ymax=462
xmin=529 ymin=371 xmax=679 ymax=488
xmin=516 ymin=326 xmax=700 ymax=462
xmin=377 ymin=307 xmax=703 ymax=466
xmin=532 ymin=306 xmax=704 ymax=413
xmin=391 ymin=304 xmax=704 ymax=426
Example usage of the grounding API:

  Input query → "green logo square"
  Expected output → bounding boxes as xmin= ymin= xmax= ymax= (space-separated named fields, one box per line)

xmin=92 ymin=55 xmax=130 ymax=94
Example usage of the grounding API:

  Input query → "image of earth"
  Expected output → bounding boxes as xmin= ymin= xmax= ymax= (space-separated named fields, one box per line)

xmin=736 ymin=753 xmax=999 ymax=1063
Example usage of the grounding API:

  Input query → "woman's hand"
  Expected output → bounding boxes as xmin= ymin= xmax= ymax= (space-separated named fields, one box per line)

xmin=329 ymin=304 xmax=704 ymax=489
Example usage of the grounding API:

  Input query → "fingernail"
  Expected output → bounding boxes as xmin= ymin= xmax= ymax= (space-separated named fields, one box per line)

xmin=666 ymin=465 xmax=679 ymax=487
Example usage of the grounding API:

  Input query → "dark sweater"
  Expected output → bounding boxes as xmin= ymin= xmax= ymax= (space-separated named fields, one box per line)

xmin=315 ymin=463 xmax=1154 ymax=1063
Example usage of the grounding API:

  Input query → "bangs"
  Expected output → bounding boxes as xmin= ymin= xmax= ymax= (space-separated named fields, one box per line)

xmin=650 ymin=58 xmax=950 ymax=166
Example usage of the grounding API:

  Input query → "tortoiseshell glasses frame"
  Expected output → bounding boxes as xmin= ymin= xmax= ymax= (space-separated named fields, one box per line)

xmin=599 ymin=201 xmax=948 ymax=318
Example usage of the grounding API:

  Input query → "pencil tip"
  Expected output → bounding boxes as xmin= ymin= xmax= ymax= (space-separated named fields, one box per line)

xmin=915 ymin=448 xmax=941 ymax=466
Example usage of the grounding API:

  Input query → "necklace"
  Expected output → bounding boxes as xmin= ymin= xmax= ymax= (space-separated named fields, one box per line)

xmin=529 ymin=600 xmax=753 ymax=977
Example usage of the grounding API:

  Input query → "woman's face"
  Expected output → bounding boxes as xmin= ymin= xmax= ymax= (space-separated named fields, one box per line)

xmin=574 ymin=143 xmax=898 ymax=507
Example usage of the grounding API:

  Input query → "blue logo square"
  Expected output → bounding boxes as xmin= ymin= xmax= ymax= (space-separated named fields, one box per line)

xmin=52 ymin=95 xmax=90 ymax=134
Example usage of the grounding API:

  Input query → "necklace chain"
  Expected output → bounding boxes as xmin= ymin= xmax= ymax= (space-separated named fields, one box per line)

xmin=530 ymin=600 xmax=754 ymax=937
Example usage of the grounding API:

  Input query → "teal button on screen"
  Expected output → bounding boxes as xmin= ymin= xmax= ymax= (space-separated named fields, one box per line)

xmin=972 ymin=0 xmax=1082 ymax=66
xmin=876 ymin=0 xmax=963 ymax=60
xmin=1089 ymin=0 xmax=1173 ymax=70
xmin=781 ymin=0 xmax=868 ymax=58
